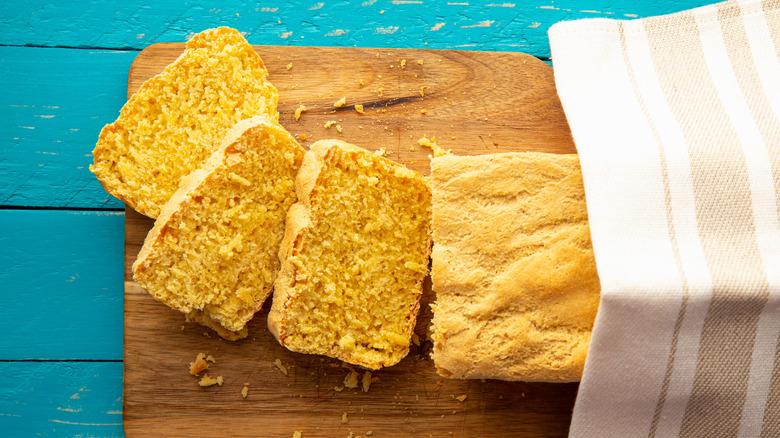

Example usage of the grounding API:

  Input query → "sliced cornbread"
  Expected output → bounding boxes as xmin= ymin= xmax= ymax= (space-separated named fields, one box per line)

xmin=268 ymin=140 xmax=432 ymax=369
xmin=430 ymin=152 xmax=600 ymax=382
xmin=91 ymin=27 xmax=278 ymax=218
xmin=133 ymin=115 xmax=305 ymax=339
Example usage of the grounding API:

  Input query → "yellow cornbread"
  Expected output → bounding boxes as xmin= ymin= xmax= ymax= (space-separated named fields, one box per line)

xmin=268 ymin=140 xmax=432 ymax=369
xmin=430 ymin=152 xmax=600 ymax=382
xmin=133 ymin=116 xmax=305 ymax=339
xmin=91 ymin=27 xmax=278 ymax=218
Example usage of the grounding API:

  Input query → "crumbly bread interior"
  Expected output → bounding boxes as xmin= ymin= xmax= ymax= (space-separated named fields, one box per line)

xmin=133 ymin=116 xmax=304 ymax=336
xmin=91 ymin=27 xmax=278 ymax=218
xmin=430 ymin=152 xmax=600 ymax=382
xmin=269 ymin=140 xmax=432 ymax=369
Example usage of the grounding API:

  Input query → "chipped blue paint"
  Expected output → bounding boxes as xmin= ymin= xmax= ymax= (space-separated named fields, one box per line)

xmin=0 ymin=210 xmax=124 ymax=360
xmin=0 ymin=362 xmax=123 ymax=437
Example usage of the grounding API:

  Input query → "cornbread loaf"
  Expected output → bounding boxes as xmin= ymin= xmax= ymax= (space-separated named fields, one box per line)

xmin=430 ymin=152 xmax=600 ymax=382
xmin=133 ymin=115 xmax=305 ymax=339
xmin=91 ymin=27 xmax=278 ymax=218
xmin=268 ymin=140 xmax=432 ymax=369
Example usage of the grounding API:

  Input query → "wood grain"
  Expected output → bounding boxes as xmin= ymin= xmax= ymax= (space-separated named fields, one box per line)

xmin=124 ymin=44 xmax=577 ymax=437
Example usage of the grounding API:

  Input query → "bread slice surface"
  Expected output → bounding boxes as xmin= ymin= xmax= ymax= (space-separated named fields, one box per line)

xmin=268 ymin=140 xmax=432 ymax=369
xmin=91 ymin=27 xmax=278 ymax=218
xmin=430 ymin=152 xmax=600 ymax=382
xmin=133 ymin=115 xmax=304 ymax=338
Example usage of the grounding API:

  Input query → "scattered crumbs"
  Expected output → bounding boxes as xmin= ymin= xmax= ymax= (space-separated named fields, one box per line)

xmin=206 ymin=355 xmax=216 ymax=363
xmin=362 ymin=371 xmax=372 ymax=392
xmin=355 ymin=104 xmax=365 ymax=115
xmin=294 ymin=104 xmax=307 ymax=121
xmin=297 ymin=133 xmax=308 ymax=141
xmin=409 ymin=146 xmax=415 ymax=151
xmin=451 ymin=136 xmax=456 ymax=140
xmin=334 ymin=385 xmax=345 ymax=392
xmin=324 ymin=120 xmax=337 ymax=129
xmin=376 ymin=53 xmax=380 ymax=58
xmin=286 ymin=62 xmax=293 ymax=70
xmin=418 ymin=135 xmax=451 ymax=157
xmin=278 ymin=20 xmax=282 ymax=24
xmin=342 ymin=412 xmax=349 ymax=424
xmin=198 ymin=374 xmax=223 ymax=387
xmin=374 ymin=147 xmax=387 ymax=157
xmin=452 ymin=410 xmax=456 ymax=414
xmin=344 ymin=370 xmax=360 ymax=389
xmin=390 ymin=64 xmax=394 ymax=69
xmin=359 ymin=78 xmax=364 ymax=86
xmin=377 ymin=75 xmax=383 ymax=78
xmin=366 ymin=432 xmax=373 ymax=436
xmin=292 ymin=432 xmax=302 ymax=438
xmin=417 ymin=59 xmax=424 ymax=65
xmin=334 ymin=96 xmax=347 ymax=108
xmin=241 ymin=384 xmax=249 ymax=399
xmin=274 ymin=358 xmax=289 ymax=376
xmin=336 ymin=124 xmax=343 ymax=133
xmin=375 ymin=87 xmax=384 ymax=98
xmin=401 ymin=59 xmax=407 ymax=69
xmin=189 ymin=353 xmax=209 ymax=375
xmin=441 ymin=414 xmax=445 ymax=419
xmin=347 ymin=432 xmax=354 ymax=438
xmin=412 ymin=333 xmax=421 ymax=346
xmin=420 ymin=109 xmax=427 ymax=114
xmin=420 ymin=86 xmax=428 ymax=97
xmin=180 ymin=325 xmax=185 ymax=331
xmin=380 ymin=9 xmax=385 ymax=14
xmin=456 ymin=394 xmax=467 ymax=402
xmin=236 ymin=13 xmax=240 ymax=17
xmin=202 ymin=332 xmax=211 ymax=338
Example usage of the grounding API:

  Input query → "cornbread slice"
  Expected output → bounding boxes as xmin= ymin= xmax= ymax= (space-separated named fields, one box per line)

xmin=430 ymin=152 xmax=600 ymax=382
xmin=133 ymin=115 xmax=305 ymax=338
xmin=268 ymin=140 xmax=432 ymax=369
xmin=91 ymin=27 xmax=278 ymax=218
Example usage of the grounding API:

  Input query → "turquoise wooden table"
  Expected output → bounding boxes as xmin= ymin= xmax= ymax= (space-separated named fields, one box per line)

xmin=1 ymin=1 xmax=713 ymax=436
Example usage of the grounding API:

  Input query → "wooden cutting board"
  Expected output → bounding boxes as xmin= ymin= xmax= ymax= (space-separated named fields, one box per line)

xmin=124 ymin=44 xmax=578 ymax=437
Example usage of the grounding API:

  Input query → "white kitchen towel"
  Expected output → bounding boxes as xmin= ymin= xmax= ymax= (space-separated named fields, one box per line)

xmin=549 ymin=0 xmax=780 ymax=436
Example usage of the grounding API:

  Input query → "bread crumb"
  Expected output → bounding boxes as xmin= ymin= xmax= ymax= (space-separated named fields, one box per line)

xmin=401 ymin=59 xmax=406 ymax=69
xmin=409 ymin=146 xmax=415 ymax=151
xmin=292 ymin=432 xmax=302 ymax=438
xmin=241 ymin=385 xmax=249 ymax=399
xmin=298 ymin=133 xmax=308 ymax=141
xmin=417 ymin=60 xmax=423 ymax=65
xmin=374 ymin=147 xmax=387 ymax=157
xmin=189 ymin=353 xmax=209 ymax=375
xmin=294 ymin=105 xmax=307 ymax=121
xmin=420 ymin=86 xmax=427 ymax=97
xmin=344 ymin=370 xmax=360 ymax=389
xmin=355 ymin=104 xmax=365 ymax=115
xmin=324 ymin=120 xmax=337 ymax=128
xmin=336 ymin=125 xmax=343 ymax=133
xmin=417 ymin=135 xmax=451 ymax=157
xmin=362 ymin=371 xmax=372 ymax=392
xmin=334 ymin=385 xmax=345 ymax=392
xmin=347 ymin=432 xmax=354 ymax=438
xmin=199 ymin=374 xmax=223 ymax=387
xmin=420 ymin=109 xmax=427 ymax=114
xmin=375 ymin=88 xmax=384 ymax=98
xmin=286 ymin=63 xmax=293 ymax=70
xmin=334 ymin=97 xmax=346 ymax=108
xmin=202 ymin=332 xmax=211 ymax=338
xmin=366 ymin=432 xmax=373 ymax=436
xmin=341 ymin=412 xmax=349 ymax=424
xmin=456 ymin=394 xmax=467 ymax=402
xmin=274 ymin=358 xmax=289 ymax=376
xmin=411 ymin=333 xmax=421 ymax=346
xmin=359 ymin=78 xmax=364 ymax=86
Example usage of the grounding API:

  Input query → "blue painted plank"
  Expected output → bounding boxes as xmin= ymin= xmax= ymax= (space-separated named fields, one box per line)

xmin=0 ymin=47 xmax=131 ymax=209
xmin=0 ymin=210 xmax=124 ymax=360
xmin=2 ymin=0 xmax=715 ymax=56
xmin=0 ymin=361 xmax=123 ymax=437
